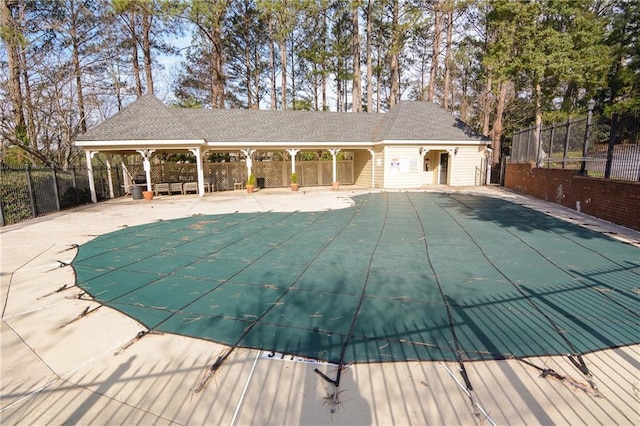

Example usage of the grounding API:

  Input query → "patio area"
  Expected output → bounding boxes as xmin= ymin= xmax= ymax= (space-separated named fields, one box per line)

xmin=1 ymin=186 xmax=639 ymax=425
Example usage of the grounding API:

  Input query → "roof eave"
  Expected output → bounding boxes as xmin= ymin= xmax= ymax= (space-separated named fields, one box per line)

xmin=205 ymin=141 xmax=375 ymax=150
xmin=373 ymin=139 xmax=489 ymax=146
xmin=75 ymin=139 xmax=207 ymax=150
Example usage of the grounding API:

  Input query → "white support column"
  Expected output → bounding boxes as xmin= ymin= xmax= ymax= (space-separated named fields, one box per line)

xmin=105 ymin=154 xmax=115 ymax=199
xmin=136 ymin=149 xmax=156 ymax=191
xmin=367 ymin=149 xmax=375 ymax=188
xmin=419 ymin=147 xmax=431 ymax=187
xmin=189 ymin=147 xmax=207 ymax=196
xmin=287 ymin=149 xmax=299 ymax=175
xmin=329 ymin=148 xmax=341 ymax=185
xmin=485 ymin=147 xmax=493 ymax=185
xmin=241 ymin=148 xmax=256 ymax=177
xmin=85 ymin=150 xmax=98 ymax=203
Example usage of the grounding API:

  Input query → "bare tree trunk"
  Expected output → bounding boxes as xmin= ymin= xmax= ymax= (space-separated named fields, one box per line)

xmin=110 ymin=61 xmax=123 ymax=111
xmin=290 ymin=36 xmax=296 ymax=109
xmin=141 ymin=9 xmax=154 ymax=95
xmin=245 ymin=38 xmax=253 ymax=108
xmin=428 ymin=6 xmax=442 ymax=102
xmin=336 ymin=75 xmax=342 ymax=112
xmin=280 ymin=39 xmax=287 ymax=110
xmin=321 ymin=70 xmax=327 ymax=111
xmin=389 ymin=0 xmax=399 ymax=108
xmin=20 ymin=49 xmax=37 ymax=160
xmin=268 ymin=21 xmax=277 ymax=110
xmin=365 ymin=0 xmax=373 ymax=112
xmin=1 ymin=0 xmax=25 ymax=136
xmin=212 ymin=20 xmax=225 ymax=108
xmin=352 ymin=1 xmax=361 ymax=112
xmin=376 ymin=40 xmax=381 ymax=112
xmin=442 ymin=7 xmax=453 ymax=111
xmin=491 ymin=80 xmax=509 ymax=165
xmin=533 ymin=80 xmax=543 ymax=166
xmin=208 ymin=47 xmax=222 ymax=108
xmin=252 ymin=43 xmax=260 ymax=109
xmin=460 ymin=74 xmax=469 ymax=122
xmin=322 ymin=11 xmax=328 ymax=111
xmin=482 ymin=71 xmax=492 ymax=136
xmin=130 ymin=9 xmax=143 ymax=97
xmin=69 ymin=0 xmax=86 ymax=133
xmin=312 ymin=64 xmax=319 ymax=110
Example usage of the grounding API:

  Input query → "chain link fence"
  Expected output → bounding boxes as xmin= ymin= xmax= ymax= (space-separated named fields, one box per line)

xmin=511 ymin=111 xmax=640 ymax=181
xmin=1 ymin=163 xmax=124 ymax=226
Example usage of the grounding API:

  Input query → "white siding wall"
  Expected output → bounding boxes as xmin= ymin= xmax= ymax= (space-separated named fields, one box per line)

xmin=383 ymin=146 xmax=423 ymax=189
xmin=370 ymin=148 xmax=384 ymax=188
xmin=381 ymin=144 xmax=486 ymax=188
xmin=354 ymin=149 xmax=372 ymax=187
xmin=448 ymin=145 xmax=486 ymax=186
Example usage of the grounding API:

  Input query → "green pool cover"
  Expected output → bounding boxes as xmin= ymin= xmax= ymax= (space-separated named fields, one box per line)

xmin=73 ymin=192 xmax=640 ymax=364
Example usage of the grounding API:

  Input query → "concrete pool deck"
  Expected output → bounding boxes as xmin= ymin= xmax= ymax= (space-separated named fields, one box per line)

xmin=1 ymin=186 xmax=639 ymax=425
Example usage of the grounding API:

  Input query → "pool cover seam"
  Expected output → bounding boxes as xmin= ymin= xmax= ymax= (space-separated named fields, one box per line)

xmin=73 ymin=192 xmax=639 ymax=366
xmin=450 ymin=194 xmax=640 ymax=277
xmin=327 ymin=192 xmax=391 ymax=386
xmin=406 ymin=193 xmax=474 ymax=381
xmin=73 ymin=212 xmax=272 ymax=299
xmin=447 ymin=194 xmax=639 ymax=319
xmin=425 ymin=194 xmax=596 ymax=369
xmin=137 ymin=211 xmax=315 ymax=331
xmin=75 ymin=211 xmax=299 ymax=334
xmin=193 ymin=198 xmax=374 ymax=379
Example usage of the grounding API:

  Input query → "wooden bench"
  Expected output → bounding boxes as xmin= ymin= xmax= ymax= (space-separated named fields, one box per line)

xmin=154 ymin=183 xmax=170 ymax=196
xmin=169 ymin=182 xmax=184 ymax=195
xmin=183 ymin=182 xmax=198 ymax=194
xmin=154 ymin=182 xmax=185 ymax=195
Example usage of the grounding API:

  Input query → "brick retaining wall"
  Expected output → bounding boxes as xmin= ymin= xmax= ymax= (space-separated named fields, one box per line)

xmin=504 ymin=163 xmax=640 ymax=231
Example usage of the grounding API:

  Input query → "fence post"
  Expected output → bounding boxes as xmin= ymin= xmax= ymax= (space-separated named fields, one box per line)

xmin=580 ymin=99 xmax=596 ymax=176
xmin=25 ymin=164 xmax=38 ymax=218
xmin=548 ymin=123 xmax=556 ymax=167
xmin=525 ymin=129 xmax=532 ymax=164
xmin=0 ymin=166 xmax=4 ymax=226
xmin=604 ymin=113 xmax=618 ymax=179
xmin=562 ymin=117 xmax=572 ymax=169
xmin=51 ymin=165 xmax=61 ymax=211
xmin=71 ymin=167 xmax=80 ymax=205
xmin=535 ymin=122 xmax=544 ymax=167
xmin=99 ymin=168 xmax=106 ymax=199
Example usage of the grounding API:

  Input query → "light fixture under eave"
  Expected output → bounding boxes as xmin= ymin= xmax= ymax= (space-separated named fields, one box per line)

xmin=454 ymin=147 xmax=459 ymax=155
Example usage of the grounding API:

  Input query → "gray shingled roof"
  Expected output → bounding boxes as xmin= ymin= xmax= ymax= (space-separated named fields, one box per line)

xmin=173 ymin=108 xmax=381 ymax=143
xmin=78 ymin=95 xmax=488 ymax=144
xmin=373 ymin=101 xmax=489 ymax=141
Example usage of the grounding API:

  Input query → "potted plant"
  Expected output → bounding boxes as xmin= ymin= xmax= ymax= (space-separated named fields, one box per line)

xmin=246 ymin=173 xmax=256 ymax=193
xmin=290 ymin=172 xmax=299 ymax=191
xmin=142 ymin=190 xmax=154 ymax=200
xmin=332 ymin=182 xmax=340 ymax=190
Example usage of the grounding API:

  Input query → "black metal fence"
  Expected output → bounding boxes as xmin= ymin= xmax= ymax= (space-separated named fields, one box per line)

xmin=0 ymin=163 xmax=125 ymax=226
xmin=511 ymin=111 xmax=640 ymax=181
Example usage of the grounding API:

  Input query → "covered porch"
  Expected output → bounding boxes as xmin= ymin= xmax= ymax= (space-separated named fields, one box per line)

xmin=77 ymin=142 xmax=372 ymax=203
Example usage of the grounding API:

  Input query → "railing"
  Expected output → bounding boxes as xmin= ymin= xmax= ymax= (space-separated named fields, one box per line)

xmin=511 ymin=111 xmax=639 ymax=181
xmin=2 ymin=158 xmax=355 ymax=226
xmin=0 ymin=163 xmax=124 ymax=226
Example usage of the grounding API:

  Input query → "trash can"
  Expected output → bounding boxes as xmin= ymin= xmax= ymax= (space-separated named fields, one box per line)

xmin=131 ymin=184 xmax=144 ymax=200
xmin=256 ymin=177 xmax=265 ymax=189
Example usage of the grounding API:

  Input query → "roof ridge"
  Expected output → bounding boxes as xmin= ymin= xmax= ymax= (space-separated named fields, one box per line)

xmin=77 ymin=96 xmax=488 ymax=144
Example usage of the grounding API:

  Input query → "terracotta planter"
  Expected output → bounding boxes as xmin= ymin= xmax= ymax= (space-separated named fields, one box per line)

xmin=142 ymin=190 xmax=154 ymax=201
xmin=246 ymin=184 xmax=255 ymax=193
xmin=290 ymin=183 xmax=299 ymax=191
xmin=332 ymin=182 xmax=340 ymax=190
